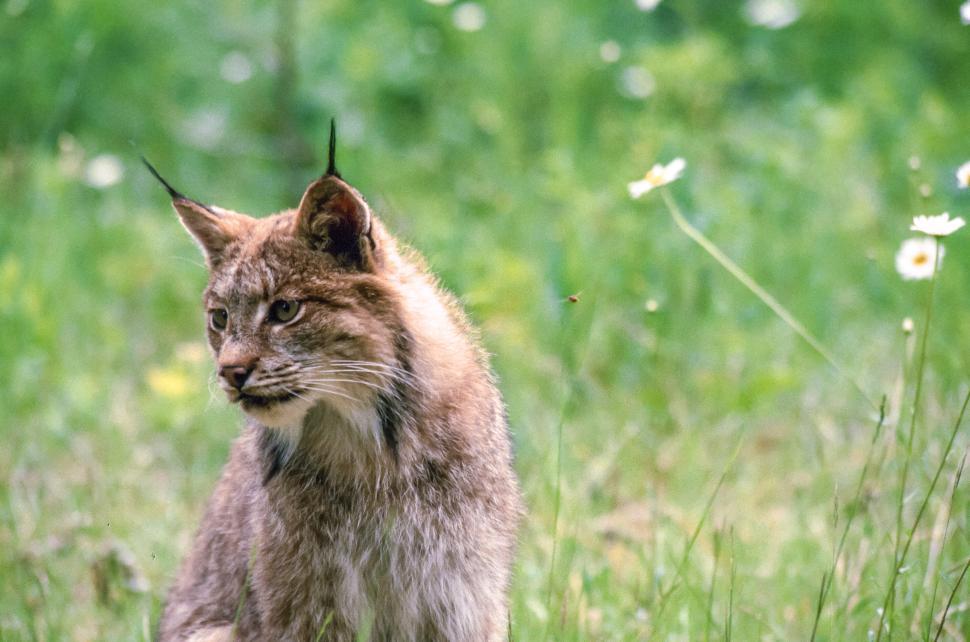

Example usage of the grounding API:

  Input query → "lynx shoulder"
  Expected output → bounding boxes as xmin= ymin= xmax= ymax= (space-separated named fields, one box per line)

xmin=150 ymin=124 xmax=523 ymax=641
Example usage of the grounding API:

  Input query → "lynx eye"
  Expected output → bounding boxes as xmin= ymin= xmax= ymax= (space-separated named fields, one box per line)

xmin=268 ymin=299 xmax=301 ymax=324
xmin=209 ymin=308 xmax=228 ymax=331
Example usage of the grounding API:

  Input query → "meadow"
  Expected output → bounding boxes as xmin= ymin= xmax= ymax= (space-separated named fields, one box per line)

xmin=2 ymin=0 xmax=970 ymax=639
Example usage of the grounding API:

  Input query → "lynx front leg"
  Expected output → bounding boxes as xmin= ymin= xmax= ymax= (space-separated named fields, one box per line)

xmin=158 ymin=438 xmax=263 ymax=641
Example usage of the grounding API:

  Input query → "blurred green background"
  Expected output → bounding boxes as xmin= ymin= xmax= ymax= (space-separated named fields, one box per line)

xmin=2 ymin=0 xmax=970 ymax=639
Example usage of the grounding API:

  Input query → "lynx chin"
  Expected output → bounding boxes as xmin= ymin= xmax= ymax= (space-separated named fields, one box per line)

xmin=149 ymin=122 xmax=523 ymax=641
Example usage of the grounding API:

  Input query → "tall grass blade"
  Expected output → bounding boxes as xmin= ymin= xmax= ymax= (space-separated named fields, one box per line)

xmin=705 ymin=527 xmax=723 ymax=642
xmin=875 ymin=388 xmax=970 ymax=641
xmin=810 ymin=397 xmax=887 ymax=641
xmin=545 ymin=298 xmax=598 ymax=638
xmin=314 ymin=612 xmax=334 ymax=642
xmin=725 ymin=527 xmax=736 ymax=642
xmin=655 ymin=436 xmax=745 ymax=619
xmin=922 ymin=453 xmax=965 ymax=640
xmin=809 ymin=572 xmax=828 ymax=642
xmin=933 ymin=556 xmax=970 ymax=642
xmin=659 ymin=188 xmax=878 ymax=411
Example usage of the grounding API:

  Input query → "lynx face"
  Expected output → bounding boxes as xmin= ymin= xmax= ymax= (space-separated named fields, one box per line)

xmin=148 ymin=157 xmax=408 ymax=436
xmin=201 ymin=223 xmax=404 ymax=433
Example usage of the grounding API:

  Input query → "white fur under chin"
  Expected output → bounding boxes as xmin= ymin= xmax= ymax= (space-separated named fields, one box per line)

xmin=243 ymin=396 xmax=313 ymax=432
xmin=245 ymin=389 xmax=382 ymax=459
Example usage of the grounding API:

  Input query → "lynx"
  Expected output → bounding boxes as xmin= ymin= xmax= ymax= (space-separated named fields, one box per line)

xmin=149 ymin=123 xmax=523 ymax=641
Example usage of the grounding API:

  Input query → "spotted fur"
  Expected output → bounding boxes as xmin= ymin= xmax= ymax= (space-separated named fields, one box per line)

xmin=151 ymin=150 xmax=523 ymax=641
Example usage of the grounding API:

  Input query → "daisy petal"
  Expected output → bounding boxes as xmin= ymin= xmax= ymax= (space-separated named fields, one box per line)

xmin=628 ymin=157 xmax=686 ymax=199
xmin=956 ymin=161 xmax=970 ymax=189
xmin=628 ymin=179 xmax=655 ymax=199
xmin=910 ymin=212 xmax=966 ymax=237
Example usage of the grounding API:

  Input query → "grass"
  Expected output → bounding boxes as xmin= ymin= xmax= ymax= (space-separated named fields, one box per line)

xmin=810 ymin=396 xmax=885 ymax=641
xmin=2 ymin=1 xmax=970 ymax=639
xmin=875 ymin=390 xmax=970 ymax=641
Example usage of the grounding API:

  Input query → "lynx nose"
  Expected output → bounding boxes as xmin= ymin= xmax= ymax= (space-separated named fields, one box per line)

xmin=220 ymin=365 xmax=254 ymax=390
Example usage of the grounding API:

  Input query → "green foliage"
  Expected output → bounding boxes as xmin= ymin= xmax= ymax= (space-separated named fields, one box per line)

xmin=2 ymin=0 xmax=969 ymax=639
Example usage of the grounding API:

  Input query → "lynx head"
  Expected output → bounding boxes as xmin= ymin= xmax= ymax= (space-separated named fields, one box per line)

xmin=145 ymin=123 xmax=413 ymax=441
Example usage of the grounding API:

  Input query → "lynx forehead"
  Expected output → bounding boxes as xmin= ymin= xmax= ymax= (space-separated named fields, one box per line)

xmin=151 ymin=122 xmax=523 ymax=641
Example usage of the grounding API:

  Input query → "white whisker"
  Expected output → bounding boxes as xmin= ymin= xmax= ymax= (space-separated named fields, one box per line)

xmin=205 ymin=372 xmax=220 ymax=410
xmin=299 ymin=357 xmax=412 ymax=375
xmin=280 ymin=385 xmax=312 ymax=404
xmin=332 ymin=363 xmax=421 ymax=386
xmin=301 ymin=376 xmax=396 ymax=395
xmin=299 ymin=366 xmax=420 ymax=390
xmin=245 ymin=378 xmax=297 ymax=391
xmin=298 ymin=384 xmax=360 ymax=404
xmin=332 ymin=359 xmax=417 ymax=376
xmin=328 ymin=363 xmax=417 ymax=379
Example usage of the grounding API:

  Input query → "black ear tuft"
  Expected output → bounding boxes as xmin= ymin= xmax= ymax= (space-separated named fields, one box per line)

xmin=326 ymin=118 xmax=341 ymax=179
xmin=143 ymin=156 xmax=253 ymax=267
xmin=141 ymin=156 xmax=186 ymax=200
xmin=141 ymin=157 xmax=216 ymax=214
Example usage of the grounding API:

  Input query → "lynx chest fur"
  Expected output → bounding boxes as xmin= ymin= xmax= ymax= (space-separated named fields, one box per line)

xmin=151 ymin=126 xmax=522 ymax=641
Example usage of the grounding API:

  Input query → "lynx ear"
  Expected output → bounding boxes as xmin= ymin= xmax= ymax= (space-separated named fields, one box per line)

xmin=142 ymin=158 xmax=251 ymax=268
xmin=294 ymin=123 xmax=373 ymax=268
xmin=172 ymin=199 xmax=252 ymax=268
xmin=294 ymin=175 xmax=373 ymax=268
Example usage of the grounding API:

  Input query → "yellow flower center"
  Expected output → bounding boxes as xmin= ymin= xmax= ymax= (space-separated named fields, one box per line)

xmin=913 ymin=252 xmax=929 ymax=266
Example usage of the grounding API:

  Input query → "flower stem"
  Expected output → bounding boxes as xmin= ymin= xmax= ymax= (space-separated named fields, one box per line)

xmin=659 ymin=189 xmax=878 ymax=412
xmin=882 ymin=236 xmax=941 ymax=634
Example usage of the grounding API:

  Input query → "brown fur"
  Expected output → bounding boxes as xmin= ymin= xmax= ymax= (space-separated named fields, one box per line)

xmin=155 ymin=164 xmax=522 ymax=641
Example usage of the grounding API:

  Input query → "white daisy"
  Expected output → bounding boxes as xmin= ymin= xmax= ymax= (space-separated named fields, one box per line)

xmin=619 ymin=66 xmax=655 ymax=100
xmin=744 ymin=0 xmax=800 ymax=29
xmin=219 ymin=51 xmax=253 ymax=84
xmin=84 ymin=154 xmax=124 ymax=189
xmin=635 ymin=0 xmax=662 ymax=11
xmin=599 ymin=40 xmax=621 ymax=63
xmin=628 ymin=157 xmax=686 ymax=199
xmin=961 ymin=1 xmax=970 ymax=25
xmin=895 ymin=237 xmax=943 ymax=281
xmin=956 ymin=161 xmax=970 ymax=189
xmin=452 ymin=3 xmax=486 ymax=31
xmin=910 ymin=212 xmax=966 ymax=237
